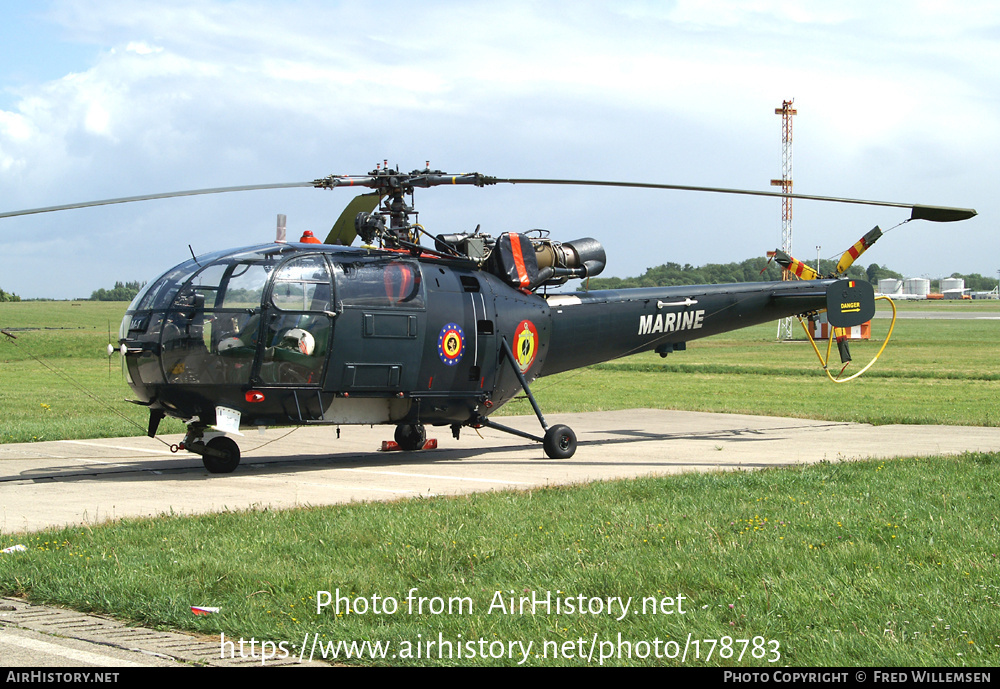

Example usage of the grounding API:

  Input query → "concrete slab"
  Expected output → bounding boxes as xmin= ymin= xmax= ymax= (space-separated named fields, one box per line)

xmin=2 ymin=409 xmax=1000 ymax=534
xmin=0 ymin=597 xmax=325 ymax=667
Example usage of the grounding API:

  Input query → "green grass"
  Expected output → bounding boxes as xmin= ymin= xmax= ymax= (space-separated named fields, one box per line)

xmin=888 ymin=298 xmax=1000 ymax=311
xmin=0 ymin=301 xmax=187 ymax=442
xmin=2 ymin=453 xmax=997 ymax=666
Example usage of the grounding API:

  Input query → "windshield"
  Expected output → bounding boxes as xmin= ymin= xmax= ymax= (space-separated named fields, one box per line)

xmin=120 ymin=246 xmax=350 ymax=388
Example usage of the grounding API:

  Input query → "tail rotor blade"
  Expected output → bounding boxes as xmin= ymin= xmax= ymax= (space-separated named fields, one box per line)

xmin=835 ymin=226 xmax=883 ymax=276
xmin=768 ymin=249 xmax=820 ymax=281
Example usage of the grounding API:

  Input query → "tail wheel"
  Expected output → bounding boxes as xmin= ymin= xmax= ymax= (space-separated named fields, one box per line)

xmin=203 ymin=436 xmax=241 ymax=473
xmin=394 ymin=423 xmax=426 ymax=451
xmin=543 ymin=424 xmax=576 ymax=459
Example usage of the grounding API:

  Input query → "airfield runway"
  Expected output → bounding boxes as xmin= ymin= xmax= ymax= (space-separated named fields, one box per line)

xmin=3 ymin=408 xmax=1000 ymax=534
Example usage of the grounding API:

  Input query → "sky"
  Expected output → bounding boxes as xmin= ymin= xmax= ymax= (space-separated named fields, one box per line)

xmin=0 ymin=0 xmax=997 ymax=299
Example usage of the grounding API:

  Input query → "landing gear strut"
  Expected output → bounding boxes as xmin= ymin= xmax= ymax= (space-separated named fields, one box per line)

xmin=474 ymin=336 xmax=578 ymax=459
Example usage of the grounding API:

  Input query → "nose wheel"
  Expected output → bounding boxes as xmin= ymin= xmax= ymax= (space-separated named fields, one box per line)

xmin=394 ymin=423 xmax=427 ymax=451
xmin=200 ymin=436 xmax=241 ymax=473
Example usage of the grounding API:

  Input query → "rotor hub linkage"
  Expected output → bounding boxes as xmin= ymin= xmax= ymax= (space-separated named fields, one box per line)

xmin=314 ymin=169 xmax=496 ymax=247
xmin=311 ymin=169 xmax=496 ymax=193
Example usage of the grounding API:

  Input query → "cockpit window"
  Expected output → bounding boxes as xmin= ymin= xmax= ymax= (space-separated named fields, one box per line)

xmin=120 ymin=245 xmax=342 ymax=389
xmin=126 ymin=247 xmax=237 ymax=313
xmin=133 ymin=261 xmax=200 ymax=312
xmin=156 ymin=259 xmax=272 ymax=386
xmin=221 ymin=263 xmax=271 ymax=309
xmin=185 ymin=263 xmax=229 ymax=307
xmin=271 ymin=255 xmax=332 ymax=312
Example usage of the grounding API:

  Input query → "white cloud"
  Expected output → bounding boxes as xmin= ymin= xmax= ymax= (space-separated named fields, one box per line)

xmin=0 ymin=1 xmax=996 ymax=298
xmin=125 ymin=41 xmax=161 ymax=55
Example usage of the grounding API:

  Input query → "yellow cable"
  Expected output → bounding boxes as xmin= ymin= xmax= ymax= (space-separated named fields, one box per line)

xmin=797 ymin=296 xmax=896 ymax=383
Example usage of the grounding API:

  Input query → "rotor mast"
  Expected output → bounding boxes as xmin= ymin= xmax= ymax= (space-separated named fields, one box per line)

xmin=771 ymin=99 xmax=797 ymax=340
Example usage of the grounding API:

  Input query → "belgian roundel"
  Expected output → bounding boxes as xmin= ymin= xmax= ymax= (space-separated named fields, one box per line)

xmin=437 ymin=323 xmax=465 ymax=366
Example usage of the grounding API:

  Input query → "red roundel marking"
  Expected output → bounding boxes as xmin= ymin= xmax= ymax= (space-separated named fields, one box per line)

xmin=514 ymin=320 xmax=539 ymax=372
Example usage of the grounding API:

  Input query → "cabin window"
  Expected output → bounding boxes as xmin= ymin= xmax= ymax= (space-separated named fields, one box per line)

xmin=270 ymin=255 xmax=332 ymax=312
xmin=336 ymin=260 xmax=424 ymax=309
xmin=258 ymin=255 xmax=334 ymax=385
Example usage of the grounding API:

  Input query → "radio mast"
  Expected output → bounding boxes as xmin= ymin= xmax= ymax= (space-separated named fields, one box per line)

xmin=771 ymin=99 xmax=797 ymax=340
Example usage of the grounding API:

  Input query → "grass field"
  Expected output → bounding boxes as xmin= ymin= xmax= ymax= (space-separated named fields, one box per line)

xmin=0 ymin=301 xmax=187 ymax=443
xmin=1 ymin=299 xmax=999 ymax=666
xmin=2 ymin=453 xmax=997 ymax=666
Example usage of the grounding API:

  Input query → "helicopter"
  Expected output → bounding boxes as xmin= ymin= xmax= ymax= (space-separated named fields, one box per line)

xmin=0 ymin=164 xmax=977 ymax=472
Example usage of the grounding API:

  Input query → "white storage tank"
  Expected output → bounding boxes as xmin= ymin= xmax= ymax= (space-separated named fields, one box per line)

xmin=878 ymin=278 xmax=902 ymax=295
xmin=904 ymin=277 xmax=931 ymax=296
xmin=941 ymin=277 xmax=965 ymax=292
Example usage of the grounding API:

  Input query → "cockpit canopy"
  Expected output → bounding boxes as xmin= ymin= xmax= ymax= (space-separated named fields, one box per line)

xmin=120 ymin=243 xmax=424 ymax=392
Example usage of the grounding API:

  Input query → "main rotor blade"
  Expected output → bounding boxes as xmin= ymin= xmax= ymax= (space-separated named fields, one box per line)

xmin=489 ymin=178 xmax=978 ymax=222
xmin=0 ymin=182 xmax=318 ymax=219
xmin=1 ymin=170 xmax=978 ymax=224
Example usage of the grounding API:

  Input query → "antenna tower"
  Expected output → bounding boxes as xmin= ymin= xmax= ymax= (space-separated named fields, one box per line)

xmin=771 ymin=99 xmax=797 ymax=340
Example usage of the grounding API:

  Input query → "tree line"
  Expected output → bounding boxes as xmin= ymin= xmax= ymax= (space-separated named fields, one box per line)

xmin=583 ymin=257 xmax=996 ymax=292
xmin=584 ymin=257 xmax=871 ymax=289
xmin=90 ymin=281 xmax=145 ymax=302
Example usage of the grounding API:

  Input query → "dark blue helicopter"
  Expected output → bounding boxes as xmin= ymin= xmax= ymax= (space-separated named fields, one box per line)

xmin=1 ymin=166 xmax=976 ymax=472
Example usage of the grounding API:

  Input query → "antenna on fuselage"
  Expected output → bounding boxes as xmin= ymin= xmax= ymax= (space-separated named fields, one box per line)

xmin=276 ymin=213 xmax=287 ymax=243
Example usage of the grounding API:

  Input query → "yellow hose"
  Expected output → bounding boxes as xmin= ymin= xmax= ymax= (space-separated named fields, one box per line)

xmin=797 ymin=296 xmax=896 ymax=383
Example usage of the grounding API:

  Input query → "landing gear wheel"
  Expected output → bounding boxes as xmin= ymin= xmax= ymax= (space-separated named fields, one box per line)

xmin=394 ymin=423 xmax=426 ymax=451
xmin=203 ymin=436 xmax=241 ymax=473
xmin=543 ymin=424 xmax=576 ymax=459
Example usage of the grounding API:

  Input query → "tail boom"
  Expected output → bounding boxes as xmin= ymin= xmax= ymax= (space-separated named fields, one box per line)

xmin=540 ymin=279 xmax=841 ymax=376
